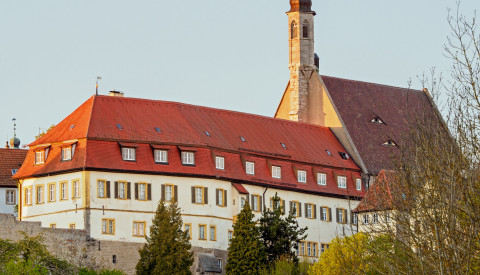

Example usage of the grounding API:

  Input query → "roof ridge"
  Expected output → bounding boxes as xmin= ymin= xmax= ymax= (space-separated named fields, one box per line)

xmin=321 ymin=75 xmax=423 ymax=94
xmin=94 ymin=95 xmax=333 ymax=131
xmin=84 ymin=95 xmax=97 ymax=168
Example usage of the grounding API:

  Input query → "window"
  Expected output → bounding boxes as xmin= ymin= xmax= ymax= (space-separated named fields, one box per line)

xmin=246 ymin=161 xmax=255 ymax=175
xmin=181 ymin=151 xmax=195 ymax=165
xmin=215 ymin=156 xmax=225 ymax=170
xmin=35 ymin=151 xmax=45 ymax=164
xmin=102 ymin=219 xmax=115 ymax=235
xmin=216 ymin=189 xmax=227 ymax=206
xmin=385 ymin=212 xmax=391 ymax=223
xmin=48 ymin=183 xmax=55 ymax=202
xmin=356 ymin=178 xmax=362 ymax=191
xmin=291 ymin=20 xmax=297 ymax=39
xmin=199 ymin=225 xmax=206 ymax=240
xmin=291 ymin=201 xmax=300 ymax=217
xmin=60 ymin=182 xmax=68 ymax=200
xmin=61 ymin=147 xmax=72 ymax=161
xmin=184 ymin=224 xmax=192 ymax=239
xmin=337 ymin=176 xmax=347 ymax=189
xmin=133 ymin=221 xmax=146 ymax=237
xmin=313 ymin=243 xmax=318 ymax=257
xmin=210 ymin=226 xmax=216 ymax=241
xmin=321 ymin=243 xmax=329 ymax=254
xmin=50 ymin=224 xmax=56 ymax=229
xmin=73 ymin=180 xmax=80 ymax=198
xmin=383 ymin=140 xmax=398 ymax=147
xmin=118 ymin=182 xmax=126 ymax=199
xmin=25 ymin=187 xmax=32 ymax=205
xmin=252 ymin=195 xmax=260 ymax=212
xmin=301 ymin=242 xmax=305 ymax=256
xmin=363 ymin=214 xmax=370 ymax=224
xmin=307 ymin=242 xmax=312 ymax=256
xmin=353 ymin=213 xmax=358 ymax=225
xmin=195 ymin=187 xmax=204 ymax=204
xmin=138 ymin=183 xmax=146 ymax=200
xmin=228 ymin=230 xmax=233 ymax=245
xmin=121 ymin=147 xmax=135 ymax=161
xmin=272 ymin=166 xmax=281 ymax=179
xmin=370 ymin=117 xmax=384 ymax=124
xmin=69 ymin=224 xmax=76 ymax=229
xmin=373 ymin=213 xmax=379 ymax=224
xmin=36 ymin=185 xmax=44 ymax=204
xmin=154 ymin=150 xmax=168 ymax=163
xmin=241 ymin=197 xmax=246 ymax=208
xmin=302 ymin=20 xmax=309 ymax=38
xmin=217 ymin=259 xmax=222 ymax=269
xmin=164 ymin=184 xmax=174 ymax=202
xmin=297 ymin=170 xmax=306 ymax=183
xmin=317 ymin=173 xmax=327 ymax=185
xmin=6 ymin=190 xmax=15 ymax=205
xmin=306 ymin=203 xmax=314 ymax=219
xmin=337 ymin=208 xmax=347 ymax=224
xmin=98 ymin=180 xmax=106 ymax=198
xmin=320 ymin=206 xmax=331 ymax=222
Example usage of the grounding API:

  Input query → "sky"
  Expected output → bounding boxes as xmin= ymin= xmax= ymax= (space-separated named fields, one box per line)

xmin=0 ymin=0 xmax=478 ymax=147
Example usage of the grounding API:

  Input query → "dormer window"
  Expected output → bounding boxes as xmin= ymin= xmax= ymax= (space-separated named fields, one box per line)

xmin=215 ymin=156 xmax=225 ymax=170
xmin=337 ymin=176 xmax=347 ymax=189
xmin=246 ymin=161 xmax=255 ymax=175
xmin=383 ymin=140 xmax=397 ymax=147
xmin=339 ymin=152 xmax=350 ymax=160
xmin=122 ymin=147 xmax=136 ymax=161
xmin=62 ymin=147 xmax=72 ymax=161
xmin=154 ymin=150 xmax=168 ymax=164
xmin=181 ymin=151 xmax=195 ymax=166
xmin=297 ymin=170 xmax=306 ymax=183
xmin=272 ymin=166 xmax=281 ymax=179
xmin=370 ymin=117 xmax=384 ymax=124
xmin=11 ymin=169 xmax=18 ymax=175
xmin=291 ymin=21 xmax=297 ymax=39
xmin=35 ymin=151 xmax=45 ymax=164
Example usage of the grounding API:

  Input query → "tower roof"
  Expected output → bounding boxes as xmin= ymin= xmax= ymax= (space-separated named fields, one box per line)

xmin=289 ymin=0 xmax=314 ymax=13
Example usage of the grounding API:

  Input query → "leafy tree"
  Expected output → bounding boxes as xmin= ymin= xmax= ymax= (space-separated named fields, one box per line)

xmin=259 ymin=193 xmax=307 ymax=264
xmin=226 ymin=202 xmax=267 ymax=274
xmin=136 ymin=200 xmax=193 ymax=275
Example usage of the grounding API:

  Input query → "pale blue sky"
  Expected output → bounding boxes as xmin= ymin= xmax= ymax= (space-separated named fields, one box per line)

xmin=0 ymin=0 xmax=478 ymax=146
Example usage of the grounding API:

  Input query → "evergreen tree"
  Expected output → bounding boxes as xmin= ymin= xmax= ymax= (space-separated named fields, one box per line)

xmin=136 ymin=201 xmax=193 ymax=275
xmin=259 ymin=193 xmax=307 ymax=264
xmin=226 ymin=203 xmax=266 ymax=274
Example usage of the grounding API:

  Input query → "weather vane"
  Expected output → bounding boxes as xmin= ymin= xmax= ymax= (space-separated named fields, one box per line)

xmin=96 ymin=76 xmax=102 ymax=96
xmin=12 ymin=118 xmax=16 ymax=139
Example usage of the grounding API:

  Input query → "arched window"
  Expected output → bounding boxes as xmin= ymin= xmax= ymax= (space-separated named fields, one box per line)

xmin=291 ymin=21 xmax=297 ymax=39
xmin=303 ymin=20 xmax=309 ymax=38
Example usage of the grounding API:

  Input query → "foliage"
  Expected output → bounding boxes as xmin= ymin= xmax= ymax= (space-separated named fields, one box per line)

xmin=136 ymin=200 xmax=193 ymax=275
xmin=78 ymin=267 xmax=126 ymax=275
xmin=259 ymin=193 xmax=307 ymax=264
xmin=35 ymin=124 xmax=55 ymax=140
xmin=260 ymin=256 xmax=310 ymax=275
xmin=226 ymin=202 xmax=267 ymax=274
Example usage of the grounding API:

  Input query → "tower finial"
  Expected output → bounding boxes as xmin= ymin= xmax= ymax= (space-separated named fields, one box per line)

xmin=96 ymin=76 xmax=102 ymax=96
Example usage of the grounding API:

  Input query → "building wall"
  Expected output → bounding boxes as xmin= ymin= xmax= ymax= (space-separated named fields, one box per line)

xmin=0 ymin=187 xmax=17 ymax=214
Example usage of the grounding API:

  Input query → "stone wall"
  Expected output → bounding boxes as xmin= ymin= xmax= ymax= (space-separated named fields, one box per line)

xmin=0 ymin=214 xmax=227 ymax=275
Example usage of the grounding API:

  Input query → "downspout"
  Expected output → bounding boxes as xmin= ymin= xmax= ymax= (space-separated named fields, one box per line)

xmin=263 ymin=186 xmax=269 ymax=212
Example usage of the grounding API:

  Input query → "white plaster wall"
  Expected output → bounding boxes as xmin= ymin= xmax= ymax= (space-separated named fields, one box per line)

xmin=0 ymin=187 xmax=17 ymax=215
xmin=20 ymin=172 xmax=85 ymax=229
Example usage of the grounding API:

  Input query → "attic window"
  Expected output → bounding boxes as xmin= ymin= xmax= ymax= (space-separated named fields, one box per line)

xmin=116 ymin=124 xmax=123 ymax=130
xmin=280 ymin=143 xmax=287 ymax=149
xmin=240 ymin=136 xmax=246 ymax=142
xmin=205 ymin=131 xmax=211 ymax=137
xmin=370 ymin=117 xmax=384 ymax=124
xmin=383 ymin=140 xmax=398 ymax=147
xmin=339 ymin=152 xmax=350 ymax=160
xmin=69 ymin=124 xmax=75 ymax=130
xmin=326 ymin=150 xmax=332 ymax=156
xmin=154 ymin=127 xmax=162 ymax=133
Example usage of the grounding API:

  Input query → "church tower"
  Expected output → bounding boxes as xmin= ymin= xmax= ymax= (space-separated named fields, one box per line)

xmin=286 ymin=0 xmax=316 ymax=122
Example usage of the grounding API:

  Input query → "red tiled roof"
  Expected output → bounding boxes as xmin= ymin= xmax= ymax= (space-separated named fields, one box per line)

xmin=322 ymin=76 xmax=437 ymax=174
xmin=233 ymin=183 xmax=249 ymax=194
xmin=15 ymin=95 xmax=364 ymax=198
xmin=0 ymin=149 xmax=28 ymax=187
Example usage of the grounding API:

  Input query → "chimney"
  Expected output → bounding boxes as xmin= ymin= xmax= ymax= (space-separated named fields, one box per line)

xmin=108 ymin=90 xmax=124 ymax=97
xmin=314 ymin=53 xmax=319 ymax=71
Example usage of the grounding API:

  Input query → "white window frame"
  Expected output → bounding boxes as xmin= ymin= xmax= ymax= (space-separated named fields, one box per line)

xmin=353 ymin=213 xmax=358 ymax=225
xmin=337 ymin=176 xmax=347 ymax=189
xmin=241 ymin=197 xmax=246 ymax=208
xmin=181 ymin=151 xmax=195 ymax=165
xmin=218 ymin=189 xmax=224 ymax=206
xmin=118 ymin=182 xmax=126 ymax=199
xmin=6 ymin=190 xmax=15 ymax=205
xmin=272 ymin=166 xmax=281 ymax=179
xmin=122 ymin=147 xmax=136 ymax=161
xmin=306 ymin=204 xmax=313 ymax=218
xmin=356 ymin=178 xmax=362 ymax=191
xmin=317 ymin=173 xmax=327 ymax=185
xmin=195 ymin=187 xmax=203 ymax=204
xmin=338 ymin=209 xmax=344 ymax=224
xmin=48 ymin=184 xmax=55 ymax=202
xmin=62 ymin=147 xmax=72 ymax=161
xmin=35 ymin=151 xmax=45 ymax=164
xmin=165 ymin=184 xmax=173 ymax=202
xmin=154 ymin=149 xmax=168 ymax=163
xmin=385 ymin=212 xmax=391 ymax=223
xmin=321 ymin=207 xmax=328 ymax=221
xmin=61 ymin=182 xmax=67 ymax=200
xmin=298 ymin=170 xmax=306 ymax=183
xmin=363 ymin=214 xmax=370 ymax=224
xmin=246 ymin=161 xmax=255 ymax=175
xmin=36 ymin=186 xmax=44 ymax=204
xmin=102 ymin=219 xmax=115 ymax=235
xmin=98 ymin=180 xmax=105 ymax=198
xmin=210 ymin=226 xmax=216 ymax=241
xmin=133 ymin=221 xmax=145 ymax=237
xmin=199 ymin=225 xmax=206 ymax=240
xmin=25 ymin=188 xmax=32 ymax=205
xmin=139 ymin=183 xmax=146 ymax=200
xmin=215 ymin=156 xmax=225 ymax=170
xmin=252 ymin=195 xmax=259 ymax=212
xmin=73 ymin=180 xmax=80 ymax=198
xmin=373 ymin=213 xmax=378 ymax=224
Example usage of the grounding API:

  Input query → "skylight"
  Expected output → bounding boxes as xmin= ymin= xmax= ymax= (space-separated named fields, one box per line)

xmin=383 ymin=140 xmax=397 ymax=147
xmin=205 ymin=131 xmax=211 ymax=137
xmin=11 ymin=169 xmax=18 ymax=175
xmin=326 ymin=150 xmax=332 ymax=156
xmin=370 ymin=117 xmax=384 ymax=124
xmin=339 ymin=152 xmax=350 ymax=160
xmin=155 ymin=127 xmax=162 ymax=133
xmin=280 ymin=143 xmax=287 ymax=149
xmin=116 ymin=124 xmax=123 ymax=130
xmin=240 ymin=136 xmax=246 ymax=142
xmin=69 ymin=124 xmax=75 ymax=130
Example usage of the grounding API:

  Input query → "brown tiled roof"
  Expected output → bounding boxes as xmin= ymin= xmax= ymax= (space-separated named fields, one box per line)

xmin=0 ymin=148 xmax=27 ymax=187
xmin=322 ymin=76 xmax=437 ymax=174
